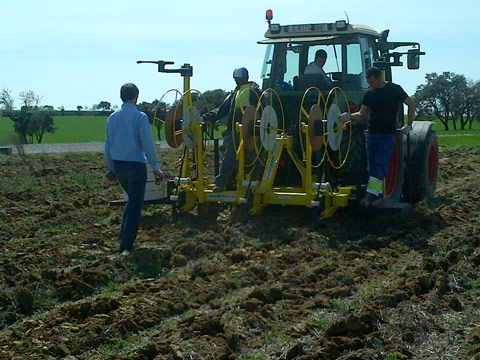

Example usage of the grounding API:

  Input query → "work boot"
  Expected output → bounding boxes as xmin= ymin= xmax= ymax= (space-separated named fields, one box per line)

xmin=213 ymin=185 xmax=225 ymax=193
xmin=119 ymin=246 xmax=135 ymax=255
xmin=359 ymin=193 xmax=373 ymax=208
xmin=370 ymin=197 xmax=385 ymax=207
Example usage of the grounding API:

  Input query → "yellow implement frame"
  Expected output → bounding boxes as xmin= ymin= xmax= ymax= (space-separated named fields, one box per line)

xmin=167 ymin=64 xmax=354 ymax=222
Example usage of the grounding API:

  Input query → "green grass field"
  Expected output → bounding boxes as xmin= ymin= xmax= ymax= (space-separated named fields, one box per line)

xmin=1 ymin=115 xmax=479 ymax=148
xmin=431 ymin=119 xmax=480 ymax=147
xmin=0 ymin=116 xmax=108 ymax=144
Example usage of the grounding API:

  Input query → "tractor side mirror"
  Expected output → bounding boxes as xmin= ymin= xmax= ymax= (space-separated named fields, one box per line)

xmin=407 ymin=49 xmax=420 ymax=70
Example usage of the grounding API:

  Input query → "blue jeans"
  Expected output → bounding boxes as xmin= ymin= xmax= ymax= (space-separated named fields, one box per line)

xmin=366 ymin=132 xmax=396 ymax=181
xmin=113 ymin=160 xmax=147 ymax=251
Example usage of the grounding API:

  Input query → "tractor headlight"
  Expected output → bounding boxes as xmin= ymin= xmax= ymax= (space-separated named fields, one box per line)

xmin=335 ymin=20 xmax=348 ymax=31
xmin=270 ymin=23 xmax=281 ymax=34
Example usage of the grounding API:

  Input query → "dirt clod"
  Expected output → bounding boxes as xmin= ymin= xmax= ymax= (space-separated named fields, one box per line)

xmin=285 ymin=343 xmax=304 ymax=359
xmin=16 ymin=288 xmax=33 ymax=313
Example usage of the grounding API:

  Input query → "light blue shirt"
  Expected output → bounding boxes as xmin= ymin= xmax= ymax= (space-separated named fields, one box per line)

xmin=104 ymin=103 xmax=159 ymax=172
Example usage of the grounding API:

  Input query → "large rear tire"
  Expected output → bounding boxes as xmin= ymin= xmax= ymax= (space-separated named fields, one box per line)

xmin=403 ymin=122 xmax=438 ymax=202
xmin=338 ymin=125 xmax=368 ymax=187
xmin=384 ymin=132 xmax=405 ymax=205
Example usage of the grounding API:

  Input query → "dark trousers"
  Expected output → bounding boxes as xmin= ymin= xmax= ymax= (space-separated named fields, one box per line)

xmin=113 ymin=160 xmax=147 ymax=251
xmin=215 ymin=132 xmax=236 ymax=188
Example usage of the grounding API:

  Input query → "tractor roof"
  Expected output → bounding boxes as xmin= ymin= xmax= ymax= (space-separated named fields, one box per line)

xmin=259 ymin=22 xmax=380 ymax=44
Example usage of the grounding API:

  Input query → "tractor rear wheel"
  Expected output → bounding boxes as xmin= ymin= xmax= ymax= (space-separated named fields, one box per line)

xmin=403 ymin=122 xmax=438 ymax=202
xmin=384 ymin=132 xmax=405 ymax=205
xmin=338 ymin=125 xmax=368 ymax=187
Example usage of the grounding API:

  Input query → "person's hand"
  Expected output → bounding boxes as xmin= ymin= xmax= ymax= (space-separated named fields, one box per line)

xmin=400 ymin=124 xmax=412 ymax=135
xmin=154 ymin=170 xmax=166 ymax=184
xmin=339 ymin=112 xmax=351 ymax=123
xmin=105 ymin=171 xmax=117 ymax=183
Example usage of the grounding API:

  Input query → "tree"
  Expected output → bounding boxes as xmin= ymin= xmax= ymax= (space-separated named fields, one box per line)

xmin=6 ymin=107 xmax=31 ymax=144
xmin=6 ymin=106 xmax=56 ymax=144
xmin=77 ymin=105 xmax=83 ymax=111
xmin=414 ymin=72 xmax=466 ymax=131
xmin=19 ymin=90 xmax=42 ymax=108
xmin=198 ymin=89 xmax=229 ymax=114
xmin=450 ymin=75 xmax=469 ymax=130
xmin=26 ymin=112 xmax=56 ymax=144
xmin=0 ymin=88 xmax=14 ymax=110
xmin=467 ymin=81 xmax=480 ymax=129
xmin=97 ymin=101 xmax=111 ymax=111
xmin=137 ymin=100 xmax=168 ymax=141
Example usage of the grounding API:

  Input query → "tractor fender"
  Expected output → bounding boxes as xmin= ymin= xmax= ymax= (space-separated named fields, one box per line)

xmin=402 ymin=120 xmax=439 ymax=202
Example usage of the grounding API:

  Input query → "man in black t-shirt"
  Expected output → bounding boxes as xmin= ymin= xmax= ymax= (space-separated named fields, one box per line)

xmin=340 ymin=67 xmax=415 ymax=207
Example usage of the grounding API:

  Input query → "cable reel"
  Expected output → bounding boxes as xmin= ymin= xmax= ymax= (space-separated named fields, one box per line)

xmin=241 ymin=105 xmax=257 ymax=151
xmin=155 ymin=89 xmax=183 ymax=149
xmin=324 ymin=87 xmax=353 ymax=170
xmin=231 ymin=88 xmax=262 ymax=152
xmin=259 ymin=106 xmax=278 ymax=151
xmin=298 ymin=87 xmax=327 ymax=168
xmin=165 ymin=104 xmax=184 ymax=148
xmin=181 ymin=106 xmax=201 ymax=149
xmin=253 ymin=88 xmax=286 ymax=165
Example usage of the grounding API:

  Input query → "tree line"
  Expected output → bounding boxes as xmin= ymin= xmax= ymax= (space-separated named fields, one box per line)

xmin=0 ymin=87 xmax=229 ymax=144
xmin=414 ymin=72 xmax=480 ymax=131
xmin=2 ymin=73 xmax=479 ymax=144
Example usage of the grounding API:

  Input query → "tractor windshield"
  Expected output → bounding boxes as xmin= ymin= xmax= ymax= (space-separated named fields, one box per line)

xmin=260 ymin=35 xmax=372 ymax=92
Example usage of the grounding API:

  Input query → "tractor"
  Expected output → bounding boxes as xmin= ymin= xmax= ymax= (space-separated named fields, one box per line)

xmin=132 ymin=10 xmax=438 ymax=228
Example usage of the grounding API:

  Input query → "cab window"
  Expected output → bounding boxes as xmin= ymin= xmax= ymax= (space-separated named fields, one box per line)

xmin=284 ymin=46 xmax=301 ymax=86
xmin=261 ymin=44 xmax=273 ymax=79
xmin=307 ymin=45 xmax=342 ymax=74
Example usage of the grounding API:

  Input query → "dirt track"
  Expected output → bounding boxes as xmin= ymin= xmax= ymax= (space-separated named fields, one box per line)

xmin=0 ymin=148 xmax=479 ymax=359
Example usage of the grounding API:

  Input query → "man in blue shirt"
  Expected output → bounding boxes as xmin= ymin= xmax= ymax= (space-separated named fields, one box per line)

xmin=105 ymin=83 xmax=164 ymax=254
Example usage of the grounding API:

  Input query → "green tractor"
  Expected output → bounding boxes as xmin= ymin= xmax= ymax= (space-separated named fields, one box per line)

xmin=256 ymin=9 xmax=438 ymax=209
xmin=132 ymin=10 xmax=439 ymax=228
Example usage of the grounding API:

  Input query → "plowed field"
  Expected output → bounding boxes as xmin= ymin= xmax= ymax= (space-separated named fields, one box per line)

xmin=0 ymin=148 xmax=479 ymax=359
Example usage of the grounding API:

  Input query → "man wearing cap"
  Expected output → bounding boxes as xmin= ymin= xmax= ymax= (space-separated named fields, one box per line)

xmin=105 ymin=83 xmax=165 ymax=254
xmin=340 ymin=66 xmax=414 ymax=207
xmin=202 ymin=67 xmax=261 ymax=192
xmin=304 ymin=49 xmax=333 ymax=88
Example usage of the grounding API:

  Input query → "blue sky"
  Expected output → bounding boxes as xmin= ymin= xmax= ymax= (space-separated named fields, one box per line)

xmin=1 ymin=0 xmax=479 ymax=110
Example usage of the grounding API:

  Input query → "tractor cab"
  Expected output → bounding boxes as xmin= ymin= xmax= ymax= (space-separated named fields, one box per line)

xmin=260 ymin=22 xmax=375 ymax=93
xmin=259 ymin=13 xmax=424 ymax=109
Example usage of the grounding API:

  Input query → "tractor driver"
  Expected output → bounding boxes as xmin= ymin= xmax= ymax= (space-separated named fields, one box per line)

xmin=340 ymin=66 xmax=414 ymax=207
xmin=202 ymin=67 xmax=261 ymax=192
xmin=304 ymin=49 xmax=333 ymax=88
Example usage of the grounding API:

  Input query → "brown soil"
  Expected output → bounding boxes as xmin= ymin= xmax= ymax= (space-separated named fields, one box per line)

xmin=0 ymin=148 xmax=479 ymax=359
